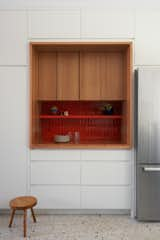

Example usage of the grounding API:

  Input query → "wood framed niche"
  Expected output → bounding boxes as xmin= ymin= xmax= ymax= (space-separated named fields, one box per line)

xmin=30 ymin=42 xmax=132 ymax=149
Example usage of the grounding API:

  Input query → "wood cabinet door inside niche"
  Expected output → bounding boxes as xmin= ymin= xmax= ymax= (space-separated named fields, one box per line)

xmin=57 ymin=52 xmax=79 ymax=100
xmin=101 ymin=52 xmax=124 ymax=100
xmin=80 ymin=51 xmax=125 ymax=100
xmin=38 ymin=52 xmax=57 ymax=100
xmin=80 ymin=52 xmax=101 ymax=100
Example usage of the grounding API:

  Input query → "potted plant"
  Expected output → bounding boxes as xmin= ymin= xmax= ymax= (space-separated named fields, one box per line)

xmin=102 ymin=103 xmax=113 ymax=115
xmin=50 ymin=106 xmax=58 ymax=115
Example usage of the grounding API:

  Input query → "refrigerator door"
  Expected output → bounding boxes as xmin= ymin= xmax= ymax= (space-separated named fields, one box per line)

xmin=137 ymin=68 xmax=160 ymax=164
xmin=137 ymin=165 xmax=160 ymax=220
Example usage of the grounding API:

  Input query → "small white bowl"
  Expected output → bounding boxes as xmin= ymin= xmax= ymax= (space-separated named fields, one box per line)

xmin=54 ymin=134 xmax=70 ymax=143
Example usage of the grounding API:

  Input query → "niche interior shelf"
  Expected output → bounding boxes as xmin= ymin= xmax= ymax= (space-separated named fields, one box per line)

xmin=39 ymin=115 xmax=123 ymax=119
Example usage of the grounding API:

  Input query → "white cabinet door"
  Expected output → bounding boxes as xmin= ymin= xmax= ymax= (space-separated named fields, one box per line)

xmin=81 ymin=9 xmax=135 ymax=38
xmin=81 ymin=162 xmax=131 ymax=185
xmin=135 ymin=10 xmax=160 ymax=65
xmin=81 ymin=186 xmax=131 ymax=209
xmin=0 ymin=11 xmax=27 ymax=65
xmin=30 ymin=149 xmax=81 ymax=161
xmin=28 ymin=9 xmax=80 ymax=38
xmin=0 ymin=67 xmax=27 ymax=208
xmin=31 ymin=162 xmax=80 ymax=185
xmin=31 ymin=186 xmax=80 ymax=209
xmin=81 ymin=150 xmax=131 ymax=161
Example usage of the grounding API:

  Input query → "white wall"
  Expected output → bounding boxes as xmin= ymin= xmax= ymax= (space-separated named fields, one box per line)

xmin=0 ymin=5 xmax=160 ymax=212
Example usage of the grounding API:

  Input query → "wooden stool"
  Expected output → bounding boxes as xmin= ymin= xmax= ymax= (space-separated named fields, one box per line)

xmin=9 ymin=196 xmax=37 ymax=237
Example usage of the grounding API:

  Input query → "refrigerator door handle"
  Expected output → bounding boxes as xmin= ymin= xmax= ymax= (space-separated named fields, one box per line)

xmin=143 ymin=166 xmax=160 ymax=171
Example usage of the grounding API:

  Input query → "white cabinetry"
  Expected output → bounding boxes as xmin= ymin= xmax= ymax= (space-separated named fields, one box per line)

xmin=0 ymin=11 xmax=27 ymax=65
xmin=81 ymin=9 xmax=135 ymax=38
xmin=81 ymin=150 xmax=131 ymax=209
xmin=0 ymin=67 xmax=27 ymax=208
xmin=31 ymin=150 xmax=81 ymax=161
xmin=81 ymin=150 xmax=131 ymax=161
xmin=81 ymin=186 xmax=131 ymax=209
xmin=31 ymin=162 xmax=80 ymax=185
xmin=135 ymin=10 xmax=160 ymax=65
xmin=28 ymin=9 xmax=80 ymax=39
xmin=31 ymin=150 xmax=81 ymax=209
xmin=30 ymin=150 xmax=131 ymax=210
xmin=81 ymin=162 xmax=131 ymax=185
xmin=31 ymin=186 xmax=81 ymax=209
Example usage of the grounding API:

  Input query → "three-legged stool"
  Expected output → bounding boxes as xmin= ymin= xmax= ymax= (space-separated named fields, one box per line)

xmin=9 ymin=196 xmax=37 ymax=237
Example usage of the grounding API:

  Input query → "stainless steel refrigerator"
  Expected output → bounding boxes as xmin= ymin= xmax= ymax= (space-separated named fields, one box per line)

xmin=136 ymin=68 xmax=160 ymax=221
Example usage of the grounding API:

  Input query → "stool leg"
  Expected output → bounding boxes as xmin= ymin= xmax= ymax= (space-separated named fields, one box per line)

xmin=31 ymin=207 xmax=36 ymax=223
xmin=24 ymin=209 xmax=27 ymax=238
xmin=8 ymin=209 xmax=15 ymax=228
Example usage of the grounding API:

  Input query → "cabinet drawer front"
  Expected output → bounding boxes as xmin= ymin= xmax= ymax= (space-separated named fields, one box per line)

xmin=28 ymin=9 xmax=80 ymax=38
xmin=81 ymin=186 xmax=131 ymax=209
xmin=31 ymin=186 xmax=80 ymax=209
xmin=30 ymin=150 xmax=81 ymax=161
xmin=81 ymin=150 xmax=131 ymax=161
xmin=81 ymin=162 xmax=131 ymax=185
xmin=31 ymin=162 xmax=80 ymax=184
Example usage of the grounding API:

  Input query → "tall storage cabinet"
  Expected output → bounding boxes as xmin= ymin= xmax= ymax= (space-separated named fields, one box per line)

xmin=30 ymin=42 xmax=132 ymax=149
xmin=0 ymin=67 xmax=27 ymax=208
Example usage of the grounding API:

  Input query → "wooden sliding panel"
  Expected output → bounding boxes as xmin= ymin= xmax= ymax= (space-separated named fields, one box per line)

xmin=38 ymin=52 xmax=57 ymax=100
xmin=80 ymin=52 xmax=101 ymax=100
xmin=57 ymin=52 xmax=79 ymax=100
xmin=101 ymin=52 xmax=124 ymax=100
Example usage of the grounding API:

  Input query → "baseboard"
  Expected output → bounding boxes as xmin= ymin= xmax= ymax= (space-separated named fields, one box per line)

xmin=0 ymin=209 xmax=24 ymax=215
xmin=0 ymin=209 xmax=130 ymax=215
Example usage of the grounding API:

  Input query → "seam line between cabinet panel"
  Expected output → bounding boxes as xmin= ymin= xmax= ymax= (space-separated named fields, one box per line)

xmin=26 ymin=9 xmax=29 ymax=64
xmin=80 ymin=8 xmax=82 ymax=39
xmin=0 ymin=65 xmax=28 ymax=67
xmin=30 ymin=160 xmax=131 ymax=162
xmin=30 ymin=160 xmax=82 ymax=162
xmin=80 ymin=150 xmax=82 ymax=209
xmin=30 ymin=184 xmax=131 ymax=187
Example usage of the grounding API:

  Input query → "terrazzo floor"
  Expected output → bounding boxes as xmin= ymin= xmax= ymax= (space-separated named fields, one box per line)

xmin=0 ymin=214 xmax=160 ymax=240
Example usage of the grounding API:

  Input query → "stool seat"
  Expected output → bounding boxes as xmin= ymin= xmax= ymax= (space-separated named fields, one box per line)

xmin=10 ymin=196 xmax=37 ymax=210
xmin=9 ymin=196 xmax=37 ymax=237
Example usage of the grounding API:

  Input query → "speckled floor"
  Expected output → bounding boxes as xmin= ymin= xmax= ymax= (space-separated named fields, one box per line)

xmin=0 ymin=214 xmax=160 ymax=240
